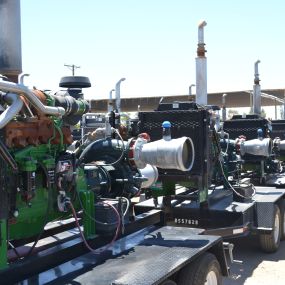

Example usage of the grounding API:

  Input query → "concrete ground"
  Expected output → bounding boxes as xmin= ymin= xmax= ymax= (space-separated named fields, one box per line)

xmin=223 ymin=236 xmax=285 ymax=285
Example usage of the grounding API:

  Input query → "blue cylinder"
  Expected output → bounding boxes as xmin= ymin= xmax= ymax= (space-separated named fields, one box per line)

xmin=162 ymin=121 xmax=171 ymax=141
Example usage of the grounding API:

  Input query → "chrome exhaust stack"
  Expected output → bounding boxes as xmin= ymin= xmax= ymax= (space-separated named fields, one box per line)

xmin=253 ymin=60 xmax=261 ymax=115
xmin=195 ymin=20 xmax=207 ymax=106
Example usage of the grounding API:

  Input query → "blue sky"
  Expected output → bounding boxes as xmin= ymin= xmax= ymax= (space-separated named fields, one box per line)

xmin=20 ymin=0 xmax=285 ymax=101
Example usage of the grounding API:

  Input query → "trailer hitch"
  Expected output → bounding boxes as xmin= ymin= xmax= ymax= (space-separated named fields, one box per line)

xmin=223 ymin=242 xmax=243 ymax=264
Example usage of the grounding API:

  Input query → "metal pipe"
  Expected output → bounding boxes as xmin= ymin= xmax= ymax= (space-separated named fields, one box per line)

xmin=115 ymin=78 xmax=125 ymax=113
xmin=189 ymin=84 xmax=195 ymax=101
xmin=253 ymin=60 xmax=261 ymax=115
xmin=0 ymin=81 xmax=65 ymax=116
xmin=18 ymin=73 xmax=30 ymax=85
xmin=108 ymin=88 xmax=115 ymax=112
xmin=196 ymin=20 xmax=207 ymax=106
xmin=189 ymin=84 xmax=195 ymax=96
xmin=198 ymin=21 xmax=207 ymax=44
xmin=222 ymin=93 xmax=227 ymax=121
xmin=254 ymin=60 xmax=260 ymax=81
xmin=0 ymin=92 xmax=23 ymax=129
xmin=249 ymin=91 xmax=253 ymax=113
xmin=240 ymin=137 xmax=272 ymax=157
xmin=283 ymin=90 xmax=285 ymax=119
xmin=138 ymin=164 xmax=159 ymax=189
xmin=133 ymin=136 xmax=195 ymax=172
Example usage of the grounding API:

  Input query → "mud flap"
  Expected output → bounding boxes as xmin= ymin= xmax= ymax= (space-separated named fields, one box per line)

xmin=255 ymin=201 xmax=275 ymax=230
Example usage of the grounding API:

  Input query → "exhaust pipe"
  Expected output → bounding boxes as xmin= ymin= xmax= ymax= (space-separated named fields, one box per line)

xmin=0 ymin=92 xmax=23 ymax=128
xmin=222 ymin=93 xmax=227 ymax=121
xmin=195 ymin=20 xmax=207 ymax=106
xmin=253 ymin=60 xmax=261 ymax=115
xmin=115 ymin=78 xmax=125 ymax=113
xmin=0 ymin=81 xmax=65 ymax=116
xmin=133 ymin=121 xmax=195 ymax=171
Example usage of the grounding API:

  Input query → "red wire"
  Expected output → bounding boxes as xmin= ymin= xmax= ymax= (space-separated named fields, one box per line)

xmin=67 ymin=200 xmax=121 ymax=254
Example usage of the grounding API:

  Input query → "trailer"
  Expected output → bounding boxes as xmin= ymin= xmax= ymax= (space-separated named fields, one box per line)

xmin=133 ymin=101 xmax=285 ymax=253
xmin=0 ymin=74 xmax=230 ymax=285
xmin=0 ymin=209 xmax=230 ymax=285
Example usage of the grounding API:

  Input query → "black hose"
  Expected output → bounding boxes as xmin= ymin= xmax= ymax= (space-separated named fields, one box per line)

xmin=0 ymin=139 xmax=18 ymax=172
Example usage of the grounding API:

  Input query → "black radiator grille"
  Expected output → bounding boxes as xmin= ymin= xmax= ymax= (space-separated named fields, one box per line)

xmin=223 ymin=118 xmax=270 ymax=140
xmin=138 ymin=109 xmax=209 ymax=178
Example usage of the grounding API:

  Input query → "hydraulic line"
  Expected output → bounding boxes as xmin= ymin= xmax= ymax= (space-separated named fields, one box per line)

xmin=67 ymin=200 xmax=121 ymax=254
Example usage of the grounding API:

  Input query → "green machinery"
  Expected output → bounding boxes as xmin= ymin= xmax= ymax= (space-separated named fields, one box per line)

xmin=0 ymin=79 xmax=90 ymax=268
xmin=0 ymin=79 xmax=194 ymax=270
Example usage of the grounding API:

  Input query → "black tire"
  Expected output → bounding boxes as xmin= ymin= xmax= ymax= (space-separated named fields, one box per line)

xmin=279 ymin=200 xmax=285 ymax=241
xmin=259 ymin=204 xmax=281 ymax=253
xmin=177 ymin=252 xmax=222 ymax=285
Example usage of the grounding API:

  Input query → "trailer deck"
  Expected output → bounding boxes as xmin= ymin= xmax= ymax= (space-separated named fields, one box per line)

xmin=20 ymin=226 xmax=227 ymax=285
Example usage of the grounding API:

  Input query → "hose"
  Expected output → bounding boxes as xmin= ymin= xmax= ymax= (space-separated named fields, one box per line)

xmin=25 ymin=163 xmax=52 ymax=257
xmin=218 ymin=157 xmax=256 ymax=199
xmin=67 ymin=200 xmax=121 ymax=254
xmin=76 ymin=186 xmax=129 ymax=227
xmin=99 ymin=128 xmax=125 ymax=166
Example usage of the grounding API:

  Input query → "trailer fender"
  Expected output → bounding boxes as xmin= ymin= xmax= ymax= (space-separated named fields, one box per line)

xmin=277 ymin=198 xmax=285 ymax=240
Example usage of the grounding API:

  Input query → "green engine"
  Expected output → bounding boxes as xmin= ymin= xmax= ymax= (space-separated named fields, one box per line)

xmin=0 ymin=80 xmax=91 ymax=268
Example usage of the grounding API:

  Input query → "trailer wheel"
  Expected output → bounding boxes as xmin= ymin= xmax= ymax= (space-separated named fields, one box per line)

xmin=177 ymin=252 xmax=222 ymax=285
xmin=280 ymin=200 xmax=285 ymax=240
xmin=259 ymin=204 xmax=281 ymax=253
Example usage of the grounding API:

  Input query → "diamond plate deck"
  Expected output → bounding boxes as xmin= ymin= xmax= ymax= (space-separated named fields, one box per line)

xmin=23 ymin=226 xmax=223 ymax=285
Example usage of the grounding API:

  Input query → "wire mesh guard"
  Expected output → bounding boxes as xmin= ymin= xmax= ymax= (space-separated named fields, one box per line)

xmin=223 ymin=117 xmax=270 ymax=140
xmin=138 ymin=109 xmax=209 ymax=177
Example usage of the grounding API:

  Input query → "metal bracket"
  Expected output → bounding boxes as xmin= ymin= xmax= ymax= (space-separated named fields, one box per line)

xmin=223 ymin=242 xmax=243 ymax=265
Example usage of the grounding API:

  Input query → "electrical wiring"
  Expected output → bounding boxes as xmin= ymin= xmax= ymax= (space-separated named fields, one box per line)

xmin=8 ymin=241 xmax=21 ymax=259
xmin=25 ymin=162 xmax=52 ymax=257
xmin=119 ymin=196 xmax=130 ymax=217
xmin=76 ymin=186 xmax=129 ymax=226
xmin=218 ymin=157 xmax=256 ymax=199
xmin=97 ymin=128 xmax=126 ymax=167
xmin=67 ymin=200 xmax=121 ymax=254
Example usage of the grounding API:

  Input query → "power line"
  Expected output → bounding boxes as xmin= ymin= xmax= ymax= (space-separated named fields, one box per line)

xmin=64 ymin=64 xmax=80 ymax=76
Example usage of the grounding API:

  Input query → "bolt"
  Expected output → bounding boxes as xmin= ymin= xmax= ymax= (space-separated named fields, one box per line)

xmin=13 ymin=210 xmax=19 ymax=217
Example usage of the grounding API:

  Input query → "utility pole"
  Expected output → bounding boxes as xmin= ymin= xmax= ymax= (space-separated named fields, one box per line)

xmin=64 ymin=64 xmax=80 ymax=76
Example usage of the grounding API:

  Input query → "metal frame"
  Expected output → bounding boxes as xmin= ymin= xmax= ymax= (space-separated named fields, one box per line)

xmin=0 ymin=209 xmax=163 ymax=284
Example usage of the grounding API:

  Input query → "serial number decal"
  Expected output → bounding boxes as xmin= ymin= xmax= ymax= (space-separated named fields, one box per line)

xmin=175 ymin=218 xmax=199 ymax=225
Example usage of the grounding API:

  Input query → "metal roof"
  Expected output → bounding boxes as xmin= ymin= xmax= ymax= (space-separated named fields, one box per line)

xmin=90 ymin=89 xmax=285 ymax=112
